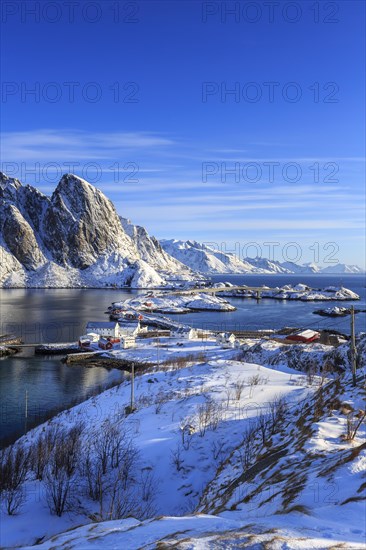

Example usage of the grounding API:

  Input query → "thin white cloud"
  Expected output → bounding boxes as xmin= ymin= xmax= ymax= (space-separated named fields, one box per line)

xmin=1 ymin=129 xmax=175 ymax=162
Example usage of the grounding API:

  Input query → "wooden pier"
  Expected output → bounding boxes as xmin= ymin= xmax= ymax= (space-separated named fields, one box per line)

xmin=65 ymin=350 xmax=104 ymax=363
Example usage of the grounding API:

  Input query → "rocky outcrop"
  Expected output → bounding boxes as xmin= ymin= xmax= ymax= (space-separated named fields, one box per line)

xmin=120 ymin=218 xmax=188 ymax=273
xmin=2 ymin=204 xmax=46 ymax=270
xmin=42 ymin=174 xmax=138 ymax=269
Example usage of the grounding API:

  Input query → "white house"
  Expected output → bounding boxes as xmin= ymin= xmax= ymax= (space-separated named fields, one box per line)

xmin=234 ymin=339 xmax=242 ymax=349
xmin=85 ymin=332 xmax=100 ymax=342
xmin=79 ymin=332 xmax=99 ymax=343
xmin=86 ymin=322 xmax=119 ymax=338
xmin=120 ymin=335 xmax=136 ymax=349
xmin=118 ymin=321 xmax=145 ymax=338
xmin=171 ymin=326 xmax=197 ymax=339
xmin=216 ymin=332 xmax=237 ymax=349
xmin=79 ymin=332 xmax=100 ymax=348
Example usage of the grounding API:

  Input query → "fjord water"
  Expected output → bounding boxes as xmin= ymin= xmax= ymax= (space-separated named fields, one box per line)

xmin=187 ymin=274 xmax=366 ymax=334
xmin=0 ymin=275 xmax=365 ymax=444
xmin=0 ymin=288 xmax=134 ymax=445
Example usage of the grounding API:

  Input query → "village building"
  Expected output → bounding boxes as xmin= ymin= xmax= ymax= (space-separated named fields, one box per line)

xmin=119 ymin=311 xmax=143 ymax=321
xmin=98 ymin=337 xmax=113 ymax=350
xmin=216 ymin=332 xmax=237 ymax=348
xmin=78 ymin=332 xmax=100 ymax=348
xmin=86 ymin=321 xmax=120 ymax=338
xmin=171 ymin=326 xmax=197 ymax=339
xmin=287 ymin=329 xmax=320 ymax=343
xmin=119 ymin=321 xmax=146 ymax=337
xmin=120 ymin=335 xmax=136 ymax=349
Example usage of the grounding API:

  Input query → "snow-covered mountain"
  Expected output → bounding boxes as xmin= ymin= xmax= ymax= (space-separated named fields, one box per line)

xmin=0 ymin=173 xmax=195 ymax=288
xmin=161 ymin=239 xmax=364 ymax=275
xmin=321 ymin=263 xmax=365 ymax=274
xmin=119 ymin=218 xmax=188 ymax=274
xmin=244 ymin=256 xmax=292 ymax=273
xmin=1 ymin=173 xmax=363 ymax=287
xmin=281 ymin=261 xmax=321 ymax=274
xmin=160 ymin=239 xmax=259 ymax=274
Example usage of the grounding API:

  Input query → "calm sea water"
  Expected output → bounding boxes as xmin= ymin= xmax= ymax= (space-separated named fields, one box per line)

xmin=184 ymin=274 xmax=366 ymax=334
xmin=0 ymin=288 xmax=135 ymax=445
xmin=0 ymin=275 xmax=365 ymax=444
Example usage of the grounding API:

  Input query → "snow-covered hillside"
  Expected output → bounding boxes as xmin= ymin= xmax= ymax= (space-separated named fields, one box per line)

xmin=1 ymin=333 xmax=365 ymax=549
xmin=0 ymin=173 xmax=196 ymax=288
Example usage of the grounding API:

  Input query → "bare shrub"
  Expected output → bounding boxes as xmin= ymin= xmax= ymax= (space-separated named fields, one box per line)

xmin=107 ymin=470 xmax=138 ymax=520
xmin=30 ymin=424 xmax=61 ymax=481
xmin=91 ymin=419 xmax=120 ymax=475
xmin=180 ymin=418 xmax=195 ymax=450
xmin=267 ymin=396 xmax=287 ymax=436
xmin=154 ymin=390 xmax=174 ymax=414
xmin=44 ymin=462 xmax=74 ymax=517
xmin=224 ymin=388 xmax=233 ymax=409
xmin=107 ymin=467 xmax=157 ymax=521
xmin=197 ymin=399 xmax=222 ymax=436
xmin=211 ymin=439 xmax=225 ymax=461
xmin=82 ymin=450 xmax=103 ymax=503
xmin=306 ymin=363 xmax=317 ymax=385
xmin=248 ymin=374 xmax=268 ymax=386
xmin=135 ymin=394 xmax=154 ymax=409
xmin=234 ymin=379 xmax=245 ymax=401
xmin=343 ymin=410 xmax=366 ymax=441
xmin=239 ymin=425 xmax=257 ymax=470
xmin=43 ymin=423 xmax=84 ymax=517
xmin=154 ymin=390 xmax=166 ymax=414
xmin=138 ymin=469 xmax=158 ymax=518
xmin=0 ymin=444 xmax=30 ymax=515
xmin=256 ymin=411 xmax=270 ymax=445
xmin=79 ymin=417 xmax=140 ymax=519
xmin=170 ymin=443 xmax=184 ymax=472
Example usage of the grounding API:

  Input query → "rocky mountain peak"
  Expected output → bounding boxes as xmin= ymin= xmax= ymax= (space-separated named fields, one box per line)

xmin=0 ymin=172 xmax=22 ymax=200
xmin=0 ymin=173 xmax=196 ymax=287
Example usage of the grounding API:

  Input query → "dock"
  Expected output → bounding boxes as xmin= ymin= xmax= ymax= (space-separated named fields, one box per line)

xmin=0 ymin=334 xmax=23 ymax=346
xmin=65 ymin=350 xmax=104 ymax=363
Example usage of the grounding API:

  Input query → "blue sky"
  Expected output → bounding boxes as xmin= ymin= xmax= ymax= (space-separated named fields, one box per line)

xmin=1 ymin=0 xmax=365 ymax=267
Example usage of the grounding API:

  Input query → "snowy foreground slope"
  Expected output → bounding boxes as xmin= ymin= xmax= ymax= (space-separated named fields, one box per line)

xmin=0 ymin=173 xmax=195 ymax=288
xmin=1 ymin=337 xmax=365 ymax=549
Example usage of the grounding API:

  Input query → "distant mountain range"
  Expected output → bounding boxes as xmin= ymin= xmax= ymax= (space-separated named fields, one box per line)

xmin=0 ymin=173 xmax=363 ymax=288
xmin=160 ymin=239 xmax=365 ymax=276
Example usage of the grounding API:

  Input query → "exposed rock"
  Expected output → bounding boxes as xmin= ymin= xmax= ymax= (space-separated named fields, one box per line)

xmin=2 ymin=204 xmax=46 ymax=270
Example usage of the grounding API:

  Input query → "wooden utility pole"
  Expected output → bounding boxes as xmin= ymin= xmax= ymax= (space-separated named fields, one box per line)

xmin=351 ymin=306 xmax=357 ymax=386
xmin=125 ymin=362 xmax=136 ymax=414
xmin=24 ymin=389 xmax=28 ymax=433
xmin=130 ymin=362 xmax=135 ymax=410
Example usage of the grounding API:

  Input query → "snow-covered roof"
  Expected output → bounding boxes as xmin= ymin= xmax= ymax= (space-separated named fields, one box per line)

xmin=174 ymin=326 xmax=193 ymax=334
xmin=296 ymin=329 xmax=319 ymax=338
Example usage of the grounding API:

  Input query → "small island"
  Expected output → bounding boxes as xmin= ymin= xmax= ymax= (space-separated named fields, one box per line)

xmin=313 ymin=306 xmax=366 ymax=317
